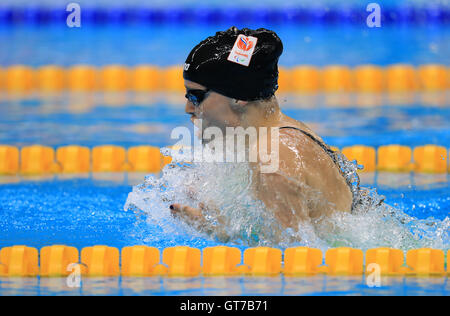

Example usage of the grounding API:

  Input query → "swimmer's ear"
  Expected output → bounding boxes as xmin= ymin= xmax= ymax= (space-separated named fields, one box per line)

xmin=233 ymin=99 xmax=249 ymax=108
xmin=229 ymin=98 xmax=249 ymax=113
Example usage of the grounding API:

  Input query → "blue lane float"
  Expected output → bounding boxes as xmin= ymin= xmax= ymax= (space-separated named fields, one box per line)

xmin=0 ymin=6 xmax=449 ymax=25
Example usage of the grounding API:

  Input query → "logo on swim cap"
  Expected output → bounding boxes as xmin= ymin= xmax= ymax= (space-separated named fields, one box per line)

xmin=227 ymin=34 xmax=258 ymax=67
xmin=237 ymin=36 xmax=254 ymax=51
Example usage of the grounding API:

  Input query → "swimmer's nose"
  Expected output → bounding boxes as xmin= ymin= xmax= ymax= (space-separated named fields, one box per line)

xmin=185 ymin=100 xmax=195 ymax=114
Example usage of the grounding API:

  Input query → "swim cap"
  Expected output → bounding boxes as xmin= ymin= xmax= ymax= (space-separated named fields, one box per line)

xmin=183 ymin=26 xmax=283 ymax=101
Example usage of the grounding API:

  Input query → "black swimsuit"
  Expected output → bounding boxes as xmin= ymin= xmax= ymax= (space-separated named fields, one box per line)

xmin=279 ymin=126 xmax=359 ymax=212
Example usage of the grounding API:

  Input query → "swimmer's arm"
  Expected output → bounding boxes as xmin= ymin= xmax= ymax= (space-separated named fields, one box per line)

xmin=254 ymin=169 xmax=310 ymax=228
xmin=170 ymin=203 xmax=203 ymax=222
xmin=252 ymin=139 xmax=313 ymax=228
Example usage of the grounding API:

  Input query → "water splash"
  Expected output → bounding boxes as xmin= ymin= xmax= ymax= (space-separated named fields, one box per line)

xmin=124 ymin=147 xmax=449 ymax=252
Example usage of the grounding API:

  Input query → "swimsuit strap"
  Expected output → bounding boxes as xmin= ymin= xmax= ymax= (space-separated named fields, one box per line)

xmin=279 ymin=126 xmax=339 ymax=165
xmin=279 ymin=126 xmax=358 ymax=212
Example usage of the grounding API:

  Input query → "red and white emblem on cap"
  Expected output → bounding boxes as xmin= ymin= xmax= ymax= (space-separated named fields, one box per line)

xmin=227 ymin=34 xmax=258 ymax=67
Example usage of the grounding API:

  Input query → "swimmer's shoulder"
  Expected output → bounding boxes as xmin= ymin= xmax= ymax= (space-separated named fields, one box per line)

xmin=277 ymin=125 xmax=337 ymax=175
xmin=275 ymin=129 xmax=317 ymax=178
xmin=278 ymin=125 xmax=323 ymax=157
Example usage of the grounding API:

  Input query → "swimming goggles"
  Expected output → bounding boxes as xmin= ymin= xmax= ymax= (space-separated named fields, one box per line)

xmin=185 ymin=89 xmax=210 ymax=107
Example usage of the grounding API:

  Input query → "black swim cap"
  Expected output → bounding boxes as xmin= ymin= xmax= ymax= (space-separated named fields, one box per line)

xmin=183 ymin=26 xmax=283 ymax=101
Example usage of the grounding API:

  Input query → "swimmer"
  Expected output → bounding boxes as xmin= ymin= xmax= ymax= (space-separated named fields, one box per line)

xmin=170 ymin=26 xmax=355 ymax=238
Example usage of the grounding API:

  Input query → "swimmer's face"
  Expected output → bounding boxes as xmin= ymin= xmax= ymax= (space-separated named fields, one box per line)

xmin=184 ymin=80 xmax=242 ymax=134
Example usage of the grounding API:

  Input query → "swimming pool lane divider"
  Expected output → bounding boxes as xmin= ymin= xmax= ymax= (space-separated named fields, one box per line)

xmin=0 ymin=245 xmax=448 ymax=277
xmin=0 ymin=5 xmax=448 ymax=25
xmin=0 ymin=64 xmax=448 ymax=93
xmin=0 ymin=144 xmax=449 ymax=175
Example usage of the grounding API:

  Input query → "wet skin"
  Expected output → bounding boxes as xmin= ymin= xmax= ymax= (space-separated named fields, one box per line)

xmin=170 ymin=80 xmax=353 ymax=238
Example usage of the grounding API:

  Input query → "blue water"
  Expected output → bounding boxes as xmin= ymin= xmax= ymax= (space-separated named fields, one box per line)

xmin=0 ymin=175 xmax=448 ymax=296
xmin=1 ymin=99 xmax=449 ymax=149
xmin=0 ymin=175 xmax=449 ymax=251
xmin=0 ymin=275 xmax=449 ymax=296
xmin=0 ymin=24 xmax=449 ymax=66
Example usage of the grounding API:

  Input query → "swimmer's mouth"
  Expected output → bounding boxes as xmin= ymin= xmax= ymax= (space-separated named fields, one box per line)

xmin=190 ymin=115 xmax=197 ymax=124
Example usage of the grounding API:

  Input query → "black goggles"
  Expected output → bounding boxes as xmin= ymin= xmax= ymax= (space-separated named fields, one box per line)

xmin=185 ymin=89 xmax=210 ymax=107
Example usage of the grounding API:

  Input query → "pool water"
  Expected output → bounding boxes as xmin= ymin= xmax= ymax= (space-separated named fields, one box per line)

xmin=1 ymin=24 xmax=449 ymax=66
xmin=0 ymin=171 xmax=448 ymax=296
xmin=1 ymin=95 xmax=449 ymax=148
xmin=0 ymin=19 xmax=449 ymax=295
xmin=0 ymin=92 xmax=449 ymax=296
xmin=0 ymin=275 xmax=448 ymax=296
xmin=0 ymin=173 xmax=449 ymax=251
